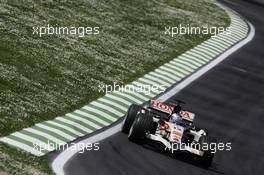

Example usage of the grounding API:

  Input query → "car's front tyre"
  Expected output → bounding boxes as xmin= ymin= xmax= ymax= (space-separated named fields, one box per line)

xmin=128 ymin=113 xmax=153 ymax=143
xmin=122 ymin=104 xmax=142 ymax=134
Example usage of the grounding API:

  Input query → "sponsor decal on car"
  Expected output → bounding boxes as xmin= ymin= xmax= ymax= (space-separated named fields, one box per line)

xmin=151 ymin=100 xmax=174 ymax=114
xmin=180 ymin=111 xmax=195 ymax=122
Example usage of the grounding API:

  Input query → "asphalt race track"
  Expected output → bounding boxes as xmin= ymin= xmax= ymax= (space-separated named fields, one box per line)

xmin=64 ymin=1 xmax=264 ymax=174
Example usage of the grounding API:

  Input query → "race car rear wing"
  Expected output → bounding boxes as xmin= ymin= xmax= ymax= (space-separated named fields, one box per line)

xmin=150 ymin=100 xmax=174 ymax=114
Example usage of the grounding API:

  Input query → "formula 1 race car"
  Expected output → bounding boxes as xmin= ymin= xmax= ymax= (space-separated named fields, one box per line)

xmin=122 ymin=99 xmax=216 ymax=168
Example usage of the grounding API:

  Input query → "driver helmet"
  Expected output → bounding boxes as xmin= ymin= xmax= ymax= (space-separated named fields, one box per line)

xmin=169 ymin=113 xmax=182 ymax=124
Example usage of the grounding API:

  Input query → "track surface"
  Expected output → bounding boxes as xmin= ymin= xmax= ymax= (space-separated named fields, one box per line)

xmin=64 ymin=1 xmax=264 ymax=175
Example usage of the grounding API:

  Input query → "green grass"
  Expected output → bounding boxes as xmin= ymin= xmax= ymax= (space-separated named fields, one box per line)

xmin=0 ymin=0 xmax=229 ymax=174
xmin=0 ymin=142 xmax=53 ymax=175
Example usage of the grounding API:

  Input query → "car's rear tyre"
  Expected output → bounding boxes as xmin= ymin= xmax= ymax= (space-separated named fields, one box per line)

xmin=122 ymin=104 xmax=142 ymax=134
xmin=197 ymin=136 xmax=216 ymax=168
xmin=128 ymin=113 xmax=153 ymax=143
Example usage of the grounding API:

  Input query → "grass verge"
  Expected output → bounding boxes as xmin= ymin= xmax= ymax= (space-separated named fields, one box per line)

xmin=0 ymin=142 xmax=53 ymax=175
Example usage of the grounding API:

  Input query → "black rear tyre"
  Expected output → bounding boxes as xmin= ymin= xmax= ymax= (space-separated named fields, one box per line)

xmin=128 ymin=113 xmax=153 ymax=143
xmin=122 ymin=104 xmax=142 ymax=134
